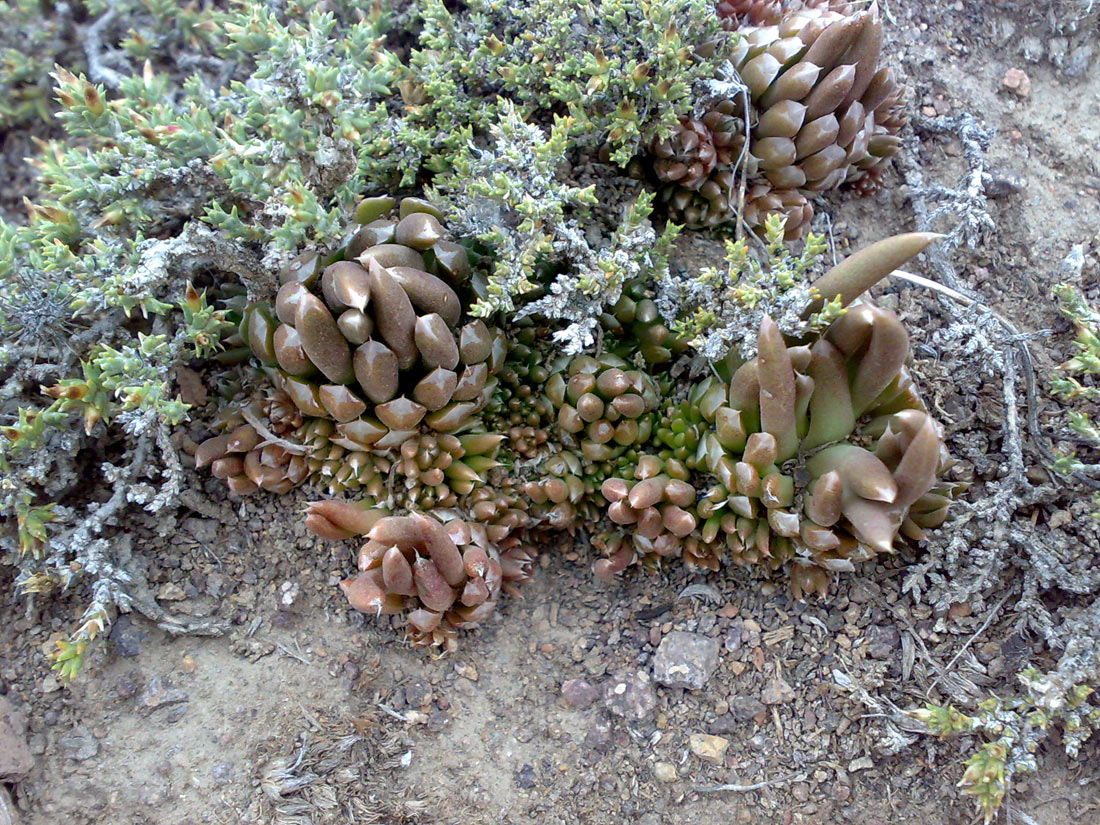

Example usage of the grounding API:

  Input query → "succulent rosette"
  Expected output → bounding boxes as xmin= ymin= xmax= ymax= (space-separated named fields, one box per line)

xmin=653 ymin=1 xmax=907 ymax=236
xmin=338 ymin=512 xmax=535 ymax=652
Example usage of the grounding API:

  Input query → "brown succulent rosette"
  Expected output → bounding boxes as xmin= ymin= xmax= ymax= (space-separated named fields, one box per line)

xmin=339 ymin=513 xmax=535 ymax=652
xmin=197 ymin=195 xmax=508 ymax=499
xmin=656 ymin=1 xmax=907 ymax=236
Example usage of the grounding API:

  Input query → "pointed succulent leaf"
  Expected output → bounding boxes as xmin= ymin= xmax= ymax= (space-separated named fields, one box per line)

xmin=806 ymin=233 xmax=942 ymax=314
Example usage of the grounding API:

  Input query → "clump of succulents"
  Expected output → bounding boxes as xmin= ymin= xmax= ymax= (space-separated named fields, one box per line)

xmin=196 ymin=196 xmax=508 ymax=509
xmin=648 ymin=1 xmax=907 ymax=235
xmin=193 ymin=195 xmax=544 ymax=650
xmin=338 ymin=511 xmax=537 ymax=652
xmin=195 ymin=195 xmax=953 ymax=649
xmin=4 ymin=0 xmax=931 ymax=668
xmin=593 ymin=293 xmax=952 ymax=598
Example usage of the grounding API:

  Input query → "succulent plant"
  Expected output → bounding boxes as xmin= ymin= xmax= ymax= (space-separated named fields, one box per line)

xmin=595 ymin=454 xmax=699 ymax=580
xmin=253 ymin=199 xmax=500 ymax=431
xmin=715 ymin=0 xmax=849 ymax=28
xmin=196 ymin=194 xmax=952 ymax=645
xmin=194 ymin=393 xmax=310 ymax=496
xmin=601 ymin=281 xmax=690 ymax=366
xmin=197 ymin=195 xmax=511 ymax=499
xmin=594 ymin=305 xmax=952 ymax=597
xmin=337 ymin=512 xmax=536 ymax=652
xmin=646 ymin=100 xmax=746 ymax=229
xmin=545 ymin=355 xmax=660 ymax=457
xmin=193 ymin=195 xmax=549 ymax=649
xmin=484 ymin=327 xmax=554 ymax=459
xmin=653 ymin=1 xmax=907 ymax=236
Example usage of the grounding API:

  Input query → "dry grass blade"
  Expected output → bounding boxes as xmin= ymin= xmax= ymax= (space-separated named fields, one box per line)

xmin=252 ymin=707 xmax=433 ymax=825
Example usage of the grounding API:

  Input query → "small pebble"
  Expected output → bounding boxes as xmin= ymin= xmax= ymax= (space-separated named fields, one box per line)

xmin=689 ymin=733 xmax=729 ymax=764
xmin=1002 ymin=68 xmax=1031 ymax=97
xmin=653 ymin=762 xmax=677 ymax=783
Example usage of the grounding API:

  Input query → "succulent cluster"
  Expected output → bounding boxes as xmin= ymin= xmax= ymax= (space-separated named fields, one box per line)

xmin=196 ymin=196 xmax=508 ymax=508
xmin=336 ymin=511 xmax=536 ymax=651
xmin=3 ymin=0 xmax=929 ymax=673
xmin=191 ymin=196 xmax=548 ymax=650
xmin=195 ymin=198 xmax=952 ymax=651
xmin=592 ymin=303 xmax=952 ymax=598
xmin=648 ymin=1 xmax=906 ymax=235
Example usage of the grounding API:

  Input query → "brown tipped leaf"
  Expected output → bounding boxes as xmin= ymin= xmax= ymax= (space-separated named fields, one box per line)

xmin=413 ymin=367 xmax=458 ymax=410
xmin=411 ymin=512 xmax=466 ymax=586
xmin=839 ymin=3 xmax=883 ymax=107
xmin=210 ymin=456 xmax=243 ymax=480
xmin=425 ymin=401 xmax=477 ymax=432
xmin=279 ymin=251 xmax=322 ymax=287
xmin=407 ymin=608 xmax=442 ymax=634
xmin=334 ymin=417 xmax=388 ymax=449
xmin=840 ymin=497 xmax=897 ymax=555
xmin=432 ymin=240 xmax=471 ymax=283
xmin=340 ymin=571 xmax=403 ymax=615
xmin=306 ymin=500 xmax=387 ymax=538
xmin=759 ymin=61 xmax=822 ymax=108
xmin=244 ymin=304 xmax=278 ymax=364
xmin=411 ymin=558 xmax=456 ymax=612
xmin=801 ymin=14 xmax=861 ymax=71
xmin=357 ymin=243 xmax=425 ymax=270
xmin=273 ymin=324 xmax=316 ymax=377
xmin=388 ymin=267 xmax=462 ymax=327
xmin=394 ymin=212 xmax=444 ymax=250
xmin=382 ymin=545 xmax=417 ymax=595
xmin=850 ymin=306 xmax=909 ymax=416
xmin=461 ymin=576 xmax=491 ymax=606
xmin=282 ymin=375 xmax=328 ymax=417
xmin=807 ymin=444 xmax=897 ymax=503
xmin=353 ymin=340 xmax=399 ymax=404
xmin=336 ymin=308 xmax=374 ymax=345
xmin=459 ymin=320 xmax=493 ymax=364
xmin=375 ymin=396 xmax=427 ymax=430
xmin=802 ymin=63 xmax=856 ymax=121
xmin=415 ymin=313 xmax=460 ymax=370
xmin=195 ymin=434 xmax=231 ymax=469
xmin=452 ymin=363 xmax=488 ymax=401
xmin=319 ymin=384 xmax=367 ymax=422
xmin=891 ymin=414 xmax=943 ymax=508
xmin=275 ymin=281 xmax=309 ymax=325
xmin=628 ymin=476 xmax=667 ymax=510
xmin=331 ymin=261 xmax=372 ymax=312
